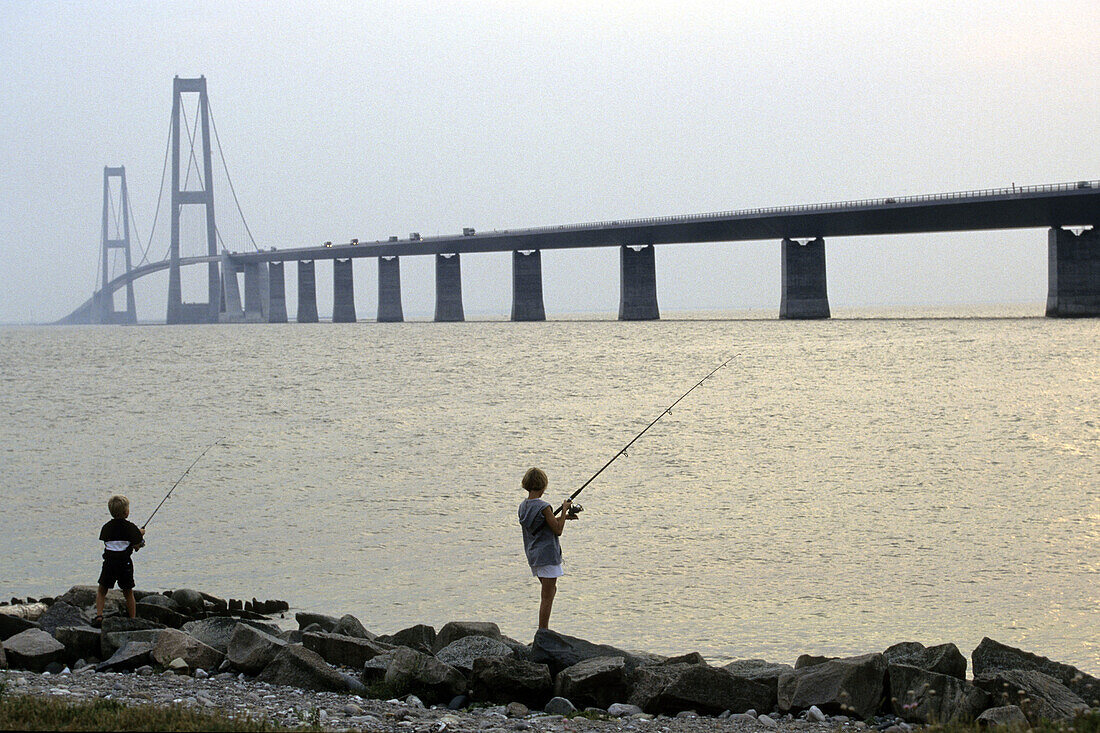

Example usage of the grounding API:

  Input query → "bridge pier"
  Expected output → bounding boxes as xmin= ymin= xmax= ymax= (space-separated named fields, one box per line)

xmin=780 ymin=237 xmax=830 ymax=319
xmin=332 ymin=258 xmax=356 ymax=323
xmin=377 ymin=256 xmax=403 ymax=322
xmin=511 ymin=250 xmax=546 ymax=321
xmin=219 ymin=255 xmax=245 ymax=322
xmin=619 ymin=245 xmax=659 ymax=320
xmin=244 ymin=262 xmax=268 ymax=322
xmin=267 ymin=262 xmax=288 ymax=323
xmin=1047 ymin=227 xmax=1100 ymax=317
xmin=297 ymin=261 xmax=318 ymax=323
xmin=435 ymin=253 xmax=464 ymax=322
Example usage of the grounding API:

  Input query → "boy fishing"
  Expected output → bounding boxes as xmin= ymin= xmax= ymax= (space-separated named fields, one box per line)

xmin=92 ymin=494 xmax=145 ymax=626
xmin=518 ymin=467 xmax=577 ymax=629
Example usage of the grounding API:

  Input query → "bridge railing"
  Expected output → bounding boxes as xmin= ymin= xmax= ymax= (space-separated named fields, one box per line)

xmin=470 ymin=179 xmax=1100 ymax=240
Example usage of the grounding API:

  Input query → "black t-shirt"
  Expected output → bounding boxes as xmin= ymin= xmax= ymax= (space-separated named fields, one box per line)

xmin=99 ymin=518 xmax=144 ymax=556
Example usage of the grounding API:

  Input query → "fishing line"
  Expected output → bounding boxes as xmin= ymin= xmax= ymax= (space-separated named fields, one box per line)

xmin=143 ymin=437 xmax=225 ymax=529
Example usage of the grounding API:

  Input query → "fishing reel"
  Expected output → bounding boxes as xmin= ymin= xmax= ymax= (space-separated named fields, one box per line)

xmin=565 ymin=503 xmax=584 ymax=518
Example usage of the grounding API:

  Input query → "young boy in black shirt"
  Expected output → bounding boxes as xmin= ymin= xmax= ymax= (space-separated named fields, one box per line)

xmin=93 ymin=495 xmax=145 ymax=626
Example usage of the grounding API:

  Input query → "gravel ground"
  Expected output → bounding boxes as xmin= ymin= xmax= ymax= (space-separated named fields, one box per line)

xmin=0 ymin=668 xmax=908 ymax=733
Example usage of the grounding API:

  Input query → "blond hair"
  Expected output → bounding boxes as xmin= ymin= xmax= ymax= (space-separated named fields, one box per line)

xmin=108 ymin=495 xmax=130 ymax=519
xmin=522 ymin=467 xmax=548 ymax=493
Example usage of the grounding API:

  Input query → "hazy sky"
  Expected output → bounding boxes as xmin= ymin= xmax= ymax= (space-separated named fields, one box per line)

xmin=2 ymin=0 xmax=1099 ymax=322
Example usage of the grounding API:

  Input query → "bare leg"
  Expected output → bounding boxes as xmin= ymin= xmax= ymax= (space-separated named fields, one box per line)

xmin=123 ymin=589 xmax=136 ymax=619
xmin=538 ymin=577 xmax=557 ymax=629
xmin=94 ymin=585 xmax=107 ymax=618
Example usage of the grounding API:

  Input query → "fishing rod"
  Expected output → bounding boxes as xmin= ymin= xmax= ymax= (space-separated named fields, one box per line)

xmin=555 ymin=355 xmax=736 ymax=516
xmin=142 ymin=437 xmax=224 ymax=529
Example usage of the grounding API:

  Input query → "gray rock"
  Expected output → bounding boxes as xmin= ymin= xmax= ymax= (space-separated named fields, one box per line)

xmin=758 ymin=713 xmax=778 ymax=728
xmin=181 ymin=616 xmax=280 ymax=654
xmin=436 ymin=635 xmax=515 ymax=674
xmin=137 ymin=593 xmax=180 ymax=610
xmin=545 ymin=696 xmax=577 ymax=715
xmin=470 ymin=655 xmax=553 ymax=707
xmin=722 ymin=659 xmax=795 ymax=690
xmin=0 ymin=642 xmax=6 ymax=669
xmin=531 ymin=628 xmax=643 ymax=675
xmin=628 ymin=662 xmax=776 ymax=716
xmin=302 ymin=631 xmax=392 ymax=669
xmin=102 ymin=629 xmax=162 ymax=659
xmin=555 ymin=656 xmax=628 ymax=710
xmin=976 ymin=705 xmax=1029 ymax=727
xmin=102 ymin=615 xmax=164 ymax=634
xmin=295 ymin=611 xmax=340 ymax=632
xmin=227 ymin=624 xmax=287 ymax=674
xmin=883 ymin=642 xmax=968 ymax=680
xmin=361 ymin=651 xmax=395 ymax=683
xmin=974 ymin=668 xmax=1090 ymax=724
xmin=889 ymin=663 xmax=990 ymax=724
xmin=376 ymin=624 xmax=436 ymax=654
xmin=384 ymin=646 xmax=466 ymax=704
xmin=279 ymin=629 xmax=303 ymax=644
xmin=36 ymin=602 xmax=89 ymax=635
xmin=168 ymin=589 xmax=205 ymax=614
xmin=506 ymin=701 xmax=529 ymax=717
xmin=97 ymin=640 xmax=155 ymax=672
xmin=152 ymin=628 xmax=224 ymax=671
xmin=54 ymin=585 xmax=101 ymax=609
xmin=53 ymin=626 xmax=101 ymax=664
xmin=2 ymin=628 xmax=66 ymax=672
xmin=972 ymin=637 xmax=1100 ymax=707
xmin=0 ymin=612 xmax=39 ymax=641
xmin=807 ymin=705 xmax=827 ymax=722
xmin=257 ymin=644 xmax=360 ymax=693
xmin=662 ymin=652 xmax=707 ymax=666
xmin=608 ymin=703 xmax=644 ymax=717
xmin=135 ymin=600 xmax=190 ymax=628
xmin=434 ymin=621 xmax=502 ymax=652
xmin=778 ymin=653 xmax=887 ymax=719
xmin=795 ymin=654 xmax=836 ymax=669
xmin=334 ymin=614 xmax=375 ymax=640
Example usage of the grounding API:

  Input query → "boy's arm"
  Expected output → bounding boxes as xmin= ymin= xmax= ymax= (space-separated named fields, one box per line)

xmin=541 ymin=500 xmax=572 ymax=536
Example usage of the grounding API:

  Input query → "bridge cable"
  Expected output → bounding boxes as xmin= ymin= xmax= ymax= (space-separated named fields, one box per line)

xmin=138 ymin=113 xmax=173 ymax=266
xmin=179 ymin=102 xmax=204 ymax=195
xmin=208 ymin=100 xmax=261 ymax=252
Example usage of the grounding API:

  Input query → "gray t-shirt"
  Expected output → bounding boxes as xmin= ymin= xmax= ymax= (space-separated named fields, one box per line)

xmin=518 ymin=498 xmax=562 ymax=568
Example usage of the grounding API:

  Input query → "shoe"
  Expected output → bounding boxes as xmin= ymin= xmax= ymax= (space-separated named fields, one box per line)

xmin=90 ymin=615 xmax=103 ymax=629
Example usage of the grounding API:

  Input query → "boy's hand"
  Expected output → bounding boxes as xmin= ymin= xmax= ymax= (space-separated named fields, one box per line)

xmin=140 ymin=528 xmax=146 ymax=536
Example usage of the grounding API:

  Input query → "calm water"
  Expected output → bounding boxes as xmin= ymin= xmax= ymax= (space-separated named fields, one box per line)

xmin=1 ymin=307 xmax=1097 ymax=675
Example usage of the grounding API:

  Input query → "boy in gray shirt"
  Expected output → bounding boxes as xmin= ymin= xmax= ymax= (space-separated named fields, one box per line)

xmin=518 ymin=467 xmax=576 ymax=629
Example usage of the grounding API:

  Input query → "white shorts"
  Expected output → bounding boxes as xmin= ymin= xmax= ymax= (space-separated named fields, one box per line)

xmin=531 ymin=564 xmax=564 ymax=578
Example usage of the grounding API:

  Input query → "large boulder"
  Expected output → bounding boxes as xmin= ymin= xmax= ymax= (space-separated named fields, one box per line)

xmin=377 ymin=624 xmax=436 ymax=654
xmin=0 ymin=642 xmax=6 ymax=669
xmin=97 ymin=640 xmax=155 ymax=672
xmin=778 ymin=653 xmax=887 ymax=719
xmin=973 ymin=669 xmax=1090 ymax=724
xmin=302 ymin=632 xmax=392 ymax=669
xmin=53 ymin=626 xmax=102 ymax=664
xmin=888 ymin=663 xmax=990 ymax=723
xmin=257 ymin=644 xmax=362 ymax=693
xmin=434 ymin=621 xmax=502 ymax=652
xmin=555 ymin=656 xmax=628 ymax=710
xmin=972 ymin=638 xmax=1100 ymax=707
xmin=36 ymin=602 xmax=89 ymax=635
xmin=629 ymin=662 xmax=775 ymax=715
xmin=100 ymin=617 xmax=164 ymax=658
xmin=56 ymin=585 xmax=156 ymax=614
xmin=436 ymin=635 xmax=515 ymax=674
xmin=136 ymin=598 xmax=190 ymax=628
xmin=182 ymin=617 xmax=280 ymax=654
xmin=295 ymin=612 xmax=340 ymax=633
xmin=0 ymin=612 xmax=39 ymax=641
xmin=2 ymin=628 xmax=66 ymax=672
xmin=168 ymin=589 xmax=205 ymax=615
xmin=884 ymin=642 xmax=967 ymax=680
xmin=470 ymin=655 xmax=553 ymax=707
xmin=531 ymin=628 xmax=642 ymax=675
xmin=227 ymin=624 xmax=287 ymax=674
xmin=384 ymin=646 xmax=467 ymax=703
xmin=976 ymin=705 xmax=1029 ymax=727
xmin=334 ymin=614 xmax=375 ymax=640
xmin=723 ymin=659 xmax=795 ymax=691
xmin=361 ymin=651 xmax=396 ymax=684
xmin=152 ymin=628 xmax=224 ymax=672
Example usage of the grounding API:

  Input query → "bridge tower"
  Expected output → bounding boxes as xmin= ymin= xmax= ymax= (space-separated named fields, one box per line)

xmin=97 ymin=166 xmax=137 ymax=324
xmin=167 ymin=76 xmax=220 ymax=324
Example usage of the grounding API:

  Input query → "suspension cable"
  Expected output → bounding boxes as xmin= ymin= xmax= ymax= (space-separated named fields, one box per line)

xmin=208 ymin=100 xmax=261 ymax=252
xmin=139 ymin=113 xmax=173 ymax=265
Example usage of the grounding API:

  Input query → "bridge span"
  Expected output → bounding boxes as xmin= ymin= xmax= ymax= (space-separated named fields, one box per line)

xmin=63 ymin=179 xmax=1100 ymax=324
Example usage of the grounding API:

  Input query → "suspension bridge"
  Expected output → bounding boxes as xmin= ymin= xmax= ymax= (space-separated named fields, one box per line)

xmin=58 ymin=76 xmax=1100 ymax=325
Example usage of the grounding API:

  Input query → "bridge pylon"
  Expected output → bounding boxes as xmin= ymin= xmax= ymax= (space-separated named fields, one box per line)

xmin=167 ymin=75 xmax=221 ymax=324
xmin=96 ymin=166 xmax=138 ymax=324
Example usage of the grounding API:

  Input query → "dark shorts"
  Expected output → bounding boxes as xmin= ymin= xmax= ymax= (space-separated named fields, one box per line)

xmin=98 ymin=552 xmax=135 ymax=591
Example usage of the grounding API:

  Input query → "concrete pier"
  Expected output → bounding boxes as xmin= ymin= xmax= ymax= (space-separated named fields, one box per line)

xmin=511 ymin=250 xmax=546 ymax=321
xmin=219 ymin=255 xmax=245 ymax=322
xmin=297 ymin=261 xmax=318 ymax=323
xmin=1047 ymin=227 xmax=1100 ymax=317
xmin=267 ymin=262 xmax=288 ymax=323
xmin=435 ymin=253 xmax=464 ymax=322
xmin=618 ymin=244 xmax=659 ymax=320
xmin=332 ymin=258 xmax=356 ymax=323
xmin=377 ymin=256 xmax=403 ymax=322
xmin=243 ymin=262 xmax=268 ymax=322
xmin=780 ymin=237 xmax=830 ymax=319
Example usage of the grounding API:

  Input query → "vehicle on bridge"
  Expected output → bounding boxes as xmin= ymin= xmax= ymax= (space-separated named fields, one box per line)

xmin=410 ymin=232 xmax=421 ymax=241
xmin=462 ymin=227 xmax=475 ymax=236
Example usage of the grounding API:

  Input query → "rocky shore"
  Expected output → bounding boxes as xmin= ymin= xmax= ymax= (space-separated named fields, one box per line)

xmin=2 ymin=587 xmax=1098 ymax=732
